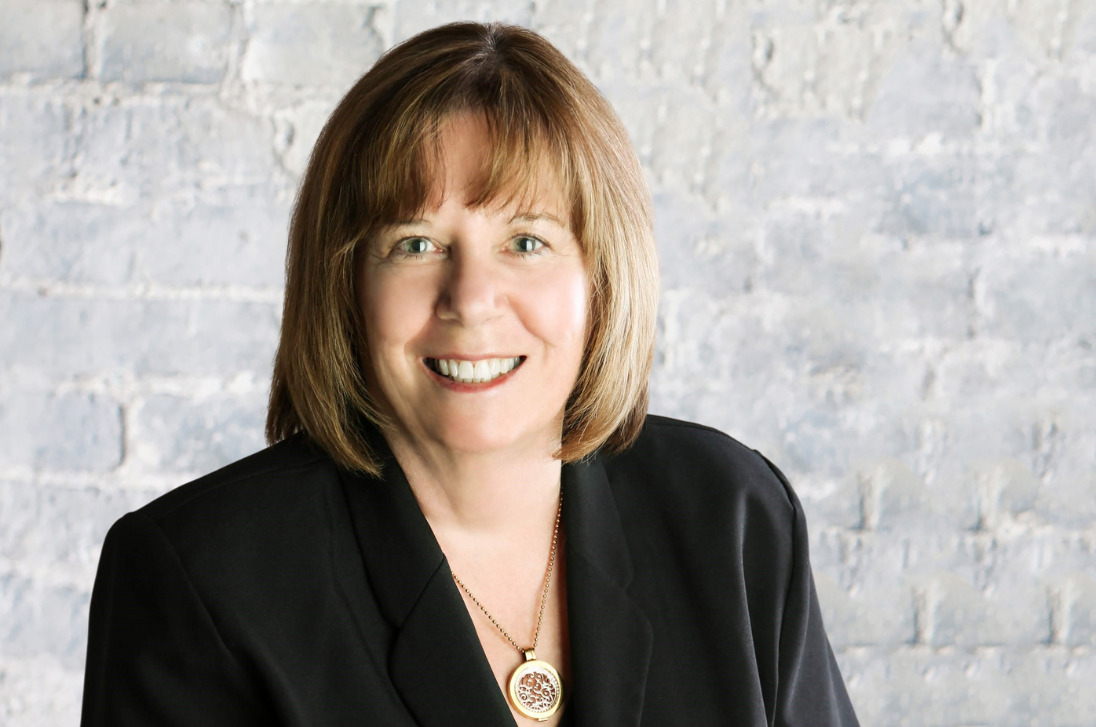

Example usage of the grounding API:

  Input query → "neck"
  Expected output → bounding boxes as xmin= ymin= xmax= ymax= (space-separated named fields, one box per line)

xmin=385 ymin=432 xmax=563 ymax=540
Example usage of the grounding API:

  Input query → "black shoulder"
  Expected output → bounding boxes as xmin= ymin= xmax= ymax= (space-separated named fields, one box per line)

xmin=126 ymin=434 xmax=344 ymax=562
xmin=615 ymin=415 xmax=790 ymax=491
xmin=138 ymin=434 xmax=332 ymax=519
xmin=637 ymin=414 xmax=763 ymax=459
xmin=601 ymin=414 xmax=798 ymax=534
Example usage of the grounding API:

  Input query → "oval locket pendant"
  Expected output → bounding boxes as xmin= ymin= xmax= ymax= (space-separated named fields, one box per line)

xmin=508 ymin=649 xmax=563 ymax=721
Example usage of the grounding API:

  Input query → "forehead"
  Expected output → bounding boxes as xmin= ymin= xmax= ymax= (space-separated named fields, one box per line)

xmin=416 ymin=112 xmax=572 ymax=223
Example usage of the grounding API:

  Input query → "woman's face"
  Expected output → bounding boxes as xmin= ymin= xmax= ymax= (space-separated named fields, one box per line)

xmin=357 ymin=114 xmax=589 ymax=459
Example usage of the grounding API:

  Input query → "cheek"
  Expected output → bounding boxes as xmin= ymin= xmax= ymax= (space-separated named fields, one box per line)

xmin=360 ymin=272 xmax=431 ymax=349
xmin=524 ymin=267 xmax=590 ymax=357
xmin=357 ymin=271 xmax=436 ymax=398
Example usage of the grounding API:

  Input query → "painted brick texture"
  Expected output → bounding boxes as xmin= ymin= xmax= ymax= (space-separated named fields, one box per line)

xmin=1 ymin=1 xmax=1094 ymax=725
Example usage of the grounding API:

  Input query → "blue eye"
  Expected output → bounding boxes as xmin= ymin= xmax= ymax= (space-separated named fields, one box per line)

xmin=513 ymin=236 xmax=545 ymax=254
xmin=396 ymin=237 xmax=435 ymax=255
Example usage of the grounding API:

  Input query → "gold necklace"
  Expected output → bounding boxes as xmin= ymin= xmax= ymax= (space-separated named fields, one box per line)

xmin=450 ymin=494 xmax=564 ymax=722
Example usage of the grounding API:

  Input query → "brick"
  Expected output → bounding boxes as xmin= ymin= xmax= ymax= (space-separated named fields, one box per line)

xmin=918 ymin=552 xmax=1055 ymax=649
xmin=647 ymin=85 xmax=722 ymax=193
xmin=652 ymin=287 xmax=928 ymax=482
xmin=0 ymin=93 xmax=72 ymax=204
xmin=0 ymin=192 xmax=287 ymax=289
xmin=642 ymin=1 xmax=740 ymax=91
xmin=1048 ymin=650 xmax=1096 ymax=725
xmin=0 ymin=292 xmax=280 ymax=378
xmin=794 ymin=472 xmax=862 ymax=531
xmin=1034 ymin=421 xmax=1096 ymax=530
xmin=0 ymin=655 xmax=84 ymax=727
xmin=978 ymin=42 xmax=1041 ymax=143
xmin=242 ymin=3 xmax=384 ymax=88
xmin=0 ymin=201 xmax=139 ymax=285
xmin=776 ymin=401 xmax=867 ymax=478
xmin=272 ymin=99 xmax=336 ymax=177
xmin=133 ymin=392 xmax=268 ymax=474
xmin=895 ymin=450 xmax=981 ymax=531
xmin=140 ymin=196 xmax=290 ymax=288
xmin=1010 ymin=0 xmax=1081 ymax=61
xmin=968 ymin=459 xmax=1041 ymax=531
xmin=0 ymin=0 xmax=85 ymax=80
xmin=759 ymin=223 xmax=974 ymax=340
xmin=981 ymin=73 xmax=1096 ymax=236
xmin=841 ymin=648 xmax=1083 ymax=727
xmin=815 ymin=569 xmax=916 ymax=650
xmin=1075 ymin=5 xmax=1096 ymax=56
xmin=926 ymin=405 xmax=1047 ymax=480
xmin=977 ymin=248 xmax=1096 ymax=346
xmin=932 ymin=340 xmax=1037 ymax=402
xmin=855 ymin=458 xmax=929 ymax=531
xmin=99 ymin=1 xmax=232 ymax=85
xmin=527 ymin=5 xmax=601 ymax=72
xmin=745 ymin=120 xmax=885 ymax=202
xmin=867 ymin=50 xmax=981 ymax=140
xmin=67 ymin=100 xmax=182 ymax=204
xmin=877 ymin=152 xmax=983 ymax=238
xmin=1043 ymin=340 xmax=1096 ymax=395
xmin=652 ymin=193 xmax=758 ymax=294
xmin=0 ymin=481 xmax=142 ymax=565
xmin=1026 ymin=67 xmax=1096 ymax=146
xmin=984 ymin=149 xmax=1096 ymax=237
xmin=810 ymin=529 xmax=915 ymax=583
xmin=1050 ymin=571 xmax=1096 ymax=648
xmin=811 ymin=532 xmax=921 ymax=649
xmin=0 ymin=573 xmax=89 ymax=669
xmin=71 ymin=99 xmax=279 ymax=202
xmin=0 ymin=391 xmax=122 ymax=472
xmin=393 ymin=1 xmax=533 ymax=45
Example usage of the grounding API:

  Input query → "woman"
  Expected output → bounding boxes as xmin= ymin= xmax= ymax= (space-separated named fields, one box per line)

xmin=81 ymin=22 xmax=859 ymax=727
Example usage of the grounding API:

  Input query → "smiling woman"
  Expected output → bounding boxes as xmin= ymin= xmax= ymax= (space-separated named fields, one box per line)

xmin=80 ymin=21 xmax=858 ymax=727
xmin=265 ymin=21 xmax=658 ymax=481
xmin=359 ymin=113 xmax=589 ymax=461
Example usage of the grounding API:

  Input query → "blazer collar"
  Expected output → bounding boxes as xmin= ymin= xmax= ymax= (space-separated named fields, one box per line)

xmin=339 ymin=436 xmax=652 ymax=727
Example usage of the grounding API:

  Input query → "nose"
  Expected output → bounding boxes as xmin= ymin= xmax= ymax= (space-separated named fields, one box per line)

xmin=436 ymin=249 xmax=503 ymax=326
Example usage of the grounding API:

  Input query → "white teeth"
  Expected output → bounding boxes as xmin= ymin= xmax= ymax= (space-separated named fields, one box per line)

xmin=430 ymin=357 xmax=522 ymax=383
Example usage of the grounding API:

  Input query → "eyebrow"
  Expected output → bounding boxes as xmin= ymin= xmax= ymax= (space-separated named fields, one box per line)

xmin=509 ymin=211 xmax=566 ymax=226
xmin=385 ymin=212 xmax=567 ymax=228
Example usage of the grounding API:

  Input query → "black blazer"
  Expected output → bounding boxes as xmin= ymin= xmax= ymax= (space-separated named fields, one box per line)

xmin=81 ymin=415 xmax=858 ymax=726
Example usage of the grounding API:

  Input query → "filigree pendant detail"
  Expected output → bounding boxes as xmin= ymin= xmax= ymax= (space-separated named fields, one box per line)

xmin=508 ymin=650 xmax=563 ymax=721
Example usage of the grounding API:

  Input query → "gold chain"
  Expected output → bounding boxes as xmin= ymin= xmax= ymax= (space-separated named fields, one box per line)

xmin=450 ymin=493 xmax=562 ymax=653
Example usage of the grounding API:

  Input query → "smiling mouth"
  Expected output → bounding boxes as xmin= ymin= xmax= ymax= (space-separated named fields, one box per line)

xmin=426 ymin=356 xmax=525 ymax=384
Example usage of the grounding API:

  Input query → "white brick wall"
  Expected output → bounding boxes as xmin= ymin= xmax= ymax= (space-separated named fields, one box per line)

xmin=1 ymin=1 xmax=1094 ymax=724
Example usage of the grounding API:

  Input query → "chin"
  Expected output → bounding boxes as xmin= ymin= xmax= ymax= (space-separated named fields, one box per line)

xmin=419 ymin=410 xmax=560 ymax=458
xmin=434 ymin=428 xmax=551 ymax=458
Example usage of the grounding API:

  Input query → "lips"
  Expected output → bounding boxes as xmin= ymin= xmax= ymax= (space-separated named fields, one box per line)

xmin=426 ymin=356 xmax=525 ymax=383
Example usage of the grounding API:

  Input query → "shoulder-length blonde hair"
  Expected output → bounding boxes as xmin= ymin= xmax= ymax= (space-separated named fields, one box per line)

xmin=266 ymin=22 xmax=658 ymax=475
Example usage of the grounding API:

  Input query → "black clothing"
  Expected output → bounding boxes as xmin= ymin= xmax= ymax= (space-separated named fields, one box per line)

xmin=81 ymin=415 xmax=858 ymax=726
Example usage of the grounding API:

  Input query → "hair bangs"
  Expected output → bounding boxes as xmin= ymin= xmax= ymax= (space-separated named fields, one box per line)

xmin=361 ymin=64 xmax=579 ymax=237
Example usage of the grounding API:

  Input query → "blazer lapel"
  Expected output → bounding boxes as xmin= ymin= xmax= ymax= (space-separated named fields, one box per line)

xmin=338 ymin=430 xmax=653 ymax=727
xmin=388 ymin=565 xmax=515 ymax=726
xmin=339 ymin=442 xmax=513 ymax=727
xmin=563 ymin=457 xmax=653 ymax=727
